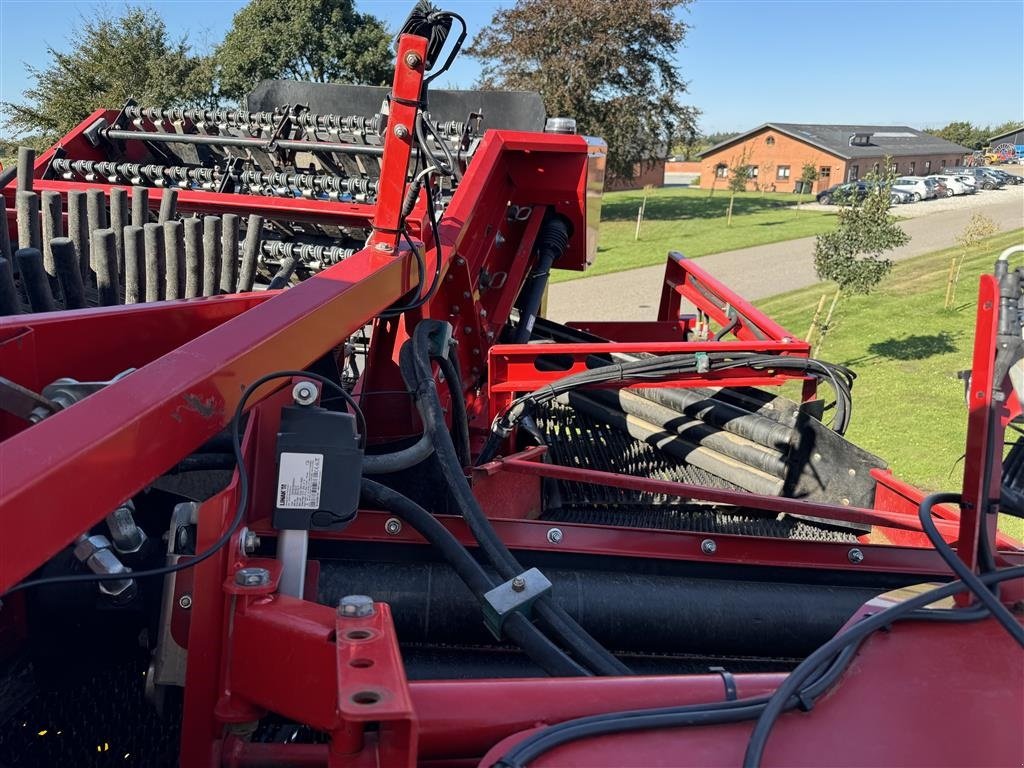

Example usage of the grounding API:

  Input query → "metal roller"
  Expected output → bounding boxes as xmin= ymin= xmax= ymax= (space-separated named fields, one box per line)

xmin=123 ymin=225 xmax=144 ymax=305
xmin=109 ymin=188 xmax=128 ymax=276
xmin=183 ymin=218 xmax=203 ymax=299
xmin=0 ymin=256 xmax=20 ymax=316
xmin=219 ymin=214 xmax=239 ymax=294
xmin=15 ymin=190 xmax=41 ymax=251
xmin=163 ymin=221 xmax=185 ymax=300
xmin=92 ymin=229 xmax=120 ymax=307
xmin=52 ymin=237 xmax=86 ymax=310
xmin=66 ymin=191 xmax=89 ymax=283
xmin=143 ymin=222 xmax=165 ymax=303
xmin=237 ymin=215 xmax=262 ymax=292
xmin=201 ymin=216 xmax=221 ymax=296
xmin=16 ymin=146 xmax=35 ymax=191
xmin=131 ymin=187 xmax=149 ymax=227
xmin=158 ymin=188 xmax=178 ymax=224
xmin=15 ymin=247 xmax=56 ymax=313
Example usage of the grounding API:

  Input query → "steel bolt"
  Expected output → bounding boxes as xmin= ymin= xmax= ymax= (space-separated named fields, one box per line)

xmin=292 ymin=381 xmax=318 ymax=406
xmin=451 ymin=304 xmax=460 ymax=314
xmin=463 ymin=291 xmax=471 ymax=299
xmin=511 ymin=576 xmax=527 ymax=592
xmin=384 ymin=517 xmax=402 ymax=536
xmin=393 ymin=124 xmax=410 ymax=140
xmin=848 ymin=548 xmax=865 ymax=564
xmin=472 ymin=348 xmax=480 ymax=356
xmin=339 ymin=594 xmax=375 ymax=618
xmin=375 ymin=241 xmax=394 ymax=252
xmin=178 ymin=594 xmax=193 ymax=610
xmin=479 ymin=309 xmax=488 ymax=318
xmin=455 ymin=257 xmax=466 ymax=266
xmin=235 ymin=567 xmax=271 ymax=587
xmin=404 ymin=51 xmax=422 ymax=68
xmin=464 ymin=326 xmax=472 ymax=335
xmin=701 ymin=539 xmax=717 ymax=555
xmin=546 ymin=527 xmax=563 ymax=544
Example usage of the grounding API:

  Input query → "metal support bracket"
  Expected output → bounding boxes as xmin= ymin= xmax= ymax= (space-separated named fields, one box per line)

xmin=482 ymin=567 xmax=552 ymax=639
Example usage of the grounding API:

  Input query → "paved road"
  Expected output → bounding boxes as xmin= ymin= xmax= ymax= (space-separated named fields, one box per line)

xmin=547 ymin=188 xmax=1024 ymax=323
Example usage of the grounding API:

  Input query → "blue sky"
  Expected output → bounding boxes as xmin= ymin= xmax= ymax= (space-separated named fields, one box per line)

xmin=1 ymin=0 xmax=1022 ymax=136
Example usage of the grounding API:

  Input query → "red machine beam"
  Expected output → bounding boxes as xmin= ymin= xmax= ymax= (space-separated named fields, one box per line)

xmin=0 ymin=245 xmax=417 ymax=592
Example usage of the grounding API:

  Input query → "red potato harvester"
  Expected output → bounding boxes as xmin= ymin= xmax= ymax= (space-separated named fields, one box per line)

xmin=0 ymin=4 xmax=1021 ymax=767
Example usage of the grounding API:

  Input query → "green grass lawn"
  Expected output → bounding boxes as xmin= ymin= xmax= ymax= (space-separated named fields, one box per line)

xmin=553 ymin=186 xmax=832 ymax=283
xmin=757 ymin=229 xmax=1024 ymax=540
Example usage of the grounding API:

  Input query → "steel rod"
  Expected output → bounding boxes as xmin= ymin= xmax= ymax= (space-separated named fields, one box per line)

xmin=163 ymin=221 xmax=184 ymax=300
xmin=92 ymin=228 xmax=120 ymax=307
xmin=183 ymin=217 xmax=203 ymax=298
xmin=103 ymin=127 xmax=386 ymax=157
xmin=67 ymin=190 xmax=89 ymax=283
xmin=15 ymin=190 xmax=41 ymax=251
xmin=109 ymin=187 xmax=128 ymax=276
xmin=143 ymin=222 xmax=165 ymax=302
xmin=202 ymin=216 xmax=221 ymax=296
xmin=237 ymin=214 xmax=262 ymax=292
xmin=15 ymin=247 xmax=56 ymax=312
xmin=219 ymin=213 xmax=239 ymax=294
xmin=0 ymin=256 xmax=20 ymax=316
xmin=123 ymin=226 xmax=144 ymax=305
xmin=52 ymin=237 xmax=86 ymax=309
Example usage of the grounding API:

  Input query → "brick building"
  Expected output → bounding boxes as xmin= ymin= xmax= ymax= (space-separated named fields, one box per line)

xmin=697 ymin=123 xmax=970 ymax=193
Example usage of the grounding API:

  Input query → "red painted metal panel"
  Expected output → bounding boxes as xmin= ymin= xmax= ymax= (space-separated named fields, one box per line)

xmin=0 ymin=246 xmax=415 ymax=592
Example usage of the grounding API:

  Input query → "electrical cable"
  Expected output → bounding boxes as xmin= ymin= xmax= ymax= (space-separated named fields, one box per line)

xmin=359 ymin=478 xmax=588 ymax=677
xmin=2 ymin=370 xmax=365 ymax=596
xmin=437 ymin=349 xmax=472 ymax=466
xmin=493 ymin=565 xmax=1024 ymax=768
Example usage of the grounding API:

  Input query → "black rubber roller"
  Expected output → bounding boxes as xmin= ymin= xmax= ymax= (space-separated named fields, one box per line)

xmin=15 ymin=247 xmax=56 ymax=312
xmin=51 ymin=237 xmax=86 ymax=309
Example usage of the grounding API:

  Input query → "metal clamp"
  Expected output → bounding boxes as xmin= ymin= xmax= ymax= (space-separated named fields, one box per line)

xmin=708 ymin=666 xmax=737 ymax=701
xmin=482 ymin=567 xmax=552 ymax=639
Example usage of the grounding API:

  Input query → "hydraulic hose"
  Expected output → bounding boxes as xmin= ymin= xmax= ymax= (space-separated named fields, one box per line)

xmin=513 ymin=214 xmax=571 ymax=343
xmin=359 ymin=478 xmax=588 ymax=676
xmin=437 ymin=349 xmax=471 ymax=467
xmin=362 ymin=433 xmax=435 ymax=475
xmin=403 ymin=321 xmax=631 ymax=675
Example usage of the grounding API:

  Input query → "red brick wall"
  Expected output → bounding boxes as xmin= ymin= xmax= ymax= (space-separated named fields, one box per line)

xmin=665 ymin=161 xmax=701 ymax=173
xmin=698 ymin=127 xmax=968 ymax=192
xmin=606 ymin=160 xmax=666 ymax=191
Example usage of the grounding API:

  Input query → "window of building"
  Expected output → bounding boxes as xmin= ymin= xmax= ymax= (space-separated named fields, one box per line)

xmin=873 ymin=162 xmax=880 ymax=174
xmin=765 ymin=136 xmax=775 ymax=146
xmin=848 ymin=165 xmax=859 ymax=181
xmin=715 ymin=164 xmax=728 ymax=178
xmin=924 ymin=160 xmax=931 ymax=174
xmin=819 ymin=166 xmax=831 ymax=181
xmin=890 ymin=162 xmax=898 ymax=175
xmin=750 ymin=165 xmax=759 ymax=178
xmin=909 ymin=161 xmax=915 ymax=174
xmin=777 ymin=165 xmax=790 ymax=180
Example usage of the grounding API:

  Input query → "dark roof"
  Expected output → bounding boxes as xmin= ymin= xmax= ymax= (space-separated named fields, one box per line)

xmin=988 ymin=125 xmax=1024 ymax=145
xmin=699 ymin=123 xmax=970 ymax=160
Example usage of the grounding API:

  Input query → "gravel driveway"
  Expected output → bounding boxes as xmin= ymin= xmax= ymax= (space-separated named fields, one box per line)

xmin=800 ymin=184 xmax=1024 ymax=217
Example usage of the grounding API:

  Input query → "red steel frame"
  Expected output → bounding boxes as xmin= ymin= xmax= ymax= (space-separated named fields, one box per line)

xmin=1 ymin=28 xmax=1021 ymax=768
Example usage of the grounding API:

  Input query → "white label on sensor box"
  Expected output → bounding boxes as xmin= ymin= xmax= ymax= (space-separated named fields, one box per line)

xmin=277 ymin=452 xmax=324 ymax=509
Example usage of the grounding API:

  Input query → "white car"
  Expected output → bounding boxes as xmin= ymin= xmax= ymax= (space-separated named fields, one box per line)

xmin=952 ymin=174 xmax=979 ymax=193
xmin=931 ymin=175 xmax=971 ymax=196
xmin=892 ymin=176 xmax=935 ymax=202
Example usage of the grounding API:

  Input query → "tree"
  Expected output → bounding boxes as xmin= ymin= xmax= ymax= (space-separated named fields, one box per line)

xmin=467 ymin=0 xmax=698 ymax=180
xmin=810 ymin=158 xmax=909 ymax=352
xmin=725 ymin=149 xmax=751 ymax=226
xmin=2 ymin=7 xmax=214 ymax=140
xmin=800 ymin=162 xmax=819 ymax=193
xmin=215 ymin=0 xmax=393 ymax=101
xmin=925 ymin=121 xmax=988 ymax=150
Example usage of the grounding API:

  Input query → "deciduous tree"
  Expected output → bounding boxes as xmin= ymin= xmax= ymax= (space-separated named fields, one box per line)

xmin=467 ymin=0 xmax=698 ymax=180
xmin=215 ymin=0 xmax=393 ymax=101
xmin=2 ymin=7 xmax=213 ymax=141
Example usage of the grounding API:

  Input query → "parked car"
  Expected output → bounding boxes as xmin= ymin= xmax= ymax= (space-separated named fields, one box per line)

xmin=892 ymin=177 xmax=936 ymax=202
xmin=815 ymin=181 xmax=868 ymax=205
xmin=930 ymin=175 xmax=971 ymax=195
xmin=986 ymin=168 xmax=1023 ymax=185
xmin=948 ymin=168 xmax=1003 ymax=189
xmin=926 ymin=177 xmax=948 ymax=198
xmin=952 ymin=174 xmax=979 ymax=193
xmin=890 ymin=188 xmax=914 ymax=205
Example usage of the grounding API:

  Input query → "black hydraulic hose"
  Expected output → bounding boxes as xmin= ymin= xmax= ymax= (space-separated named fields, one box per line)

xmin=712 ymin=312 xmax=740 ymax=341
xmin=359 ymin=478 xmax=588 ymax=677
xmin=918 ymin=492 xmax=1024 ymax=645
xmin=513 ymin=214 xmax=571 ymax=343
xmin=437 ymin=349 xmax=471 ymax=467
xmin=404 ymin=322 xmax=631 ymax=676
